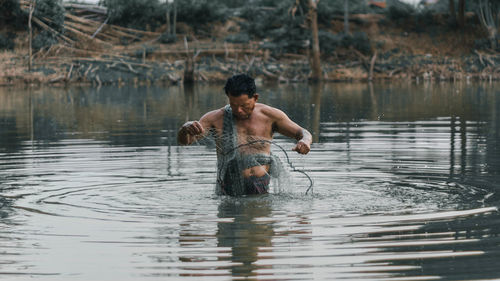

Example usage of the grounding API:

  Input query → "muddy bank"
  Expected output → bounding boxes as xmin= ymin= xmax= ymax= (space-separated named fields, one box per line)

xmin=1 ymin=50 xmax=500 ymax=86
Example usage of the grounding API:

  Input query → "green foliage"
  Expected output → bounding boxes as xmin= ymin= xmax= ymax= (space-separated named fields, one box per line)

xmin=318 ymin=30 xmax=342 ymax=54
xmin=158 ymin=33 xmax=177 ymax=44
xmin=239 ymin=0 xmax=308 ymax=54
xmin=318 ymin=31 xmax=372 ymax=54
xmin=103 ymin=0 xmax=165 ymax=30
xmin=0 ymin=0 xmax=27 ymax=29
xmin=0 ymin=33 xmax=16 ymax=50
xmin=385 ymin=0 xmax=439 ymax=33
xmin=34 ymin=0 xmax=65 ymax=32
xmin=103 ymin=0 xmax=229 ymax=32
xmin=317 ymin=0 xmax=368 ymax=25
xmin=32 ymin=0 xmax=65 ymax=50
xmin=345 ymin=32 xmax=371 ymax=54
xmin=33 ymin=30 xmax=58 ymax=50
xmin=474 ymin=38 xmax=492 ymax=51
xmin=176 ymin=0 xmax=229 ymax=28
xmin=386 ymin=0 xmax=417 ymax=22
xmin=239 ymin=0 xmax=372 ymax=56
xmin=224 ymin=33 xmax=250 ymax=44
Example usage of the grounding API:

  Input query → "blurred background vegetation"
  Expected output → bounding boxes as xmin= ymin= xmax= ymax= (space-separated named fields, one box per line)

xmin=0 ymin=0 xmax=499 ymax=58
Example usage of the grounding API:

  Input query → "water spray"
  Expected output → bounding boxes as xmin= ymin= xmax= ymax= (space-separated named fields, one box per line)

xmin=219 ymin=139 xmax=314 ymax=195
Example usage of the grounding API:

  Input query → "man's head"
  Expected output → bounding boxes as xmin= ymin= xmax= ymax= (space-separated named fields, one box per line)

xmin=224 ymin=74 xmax=259 ymax=120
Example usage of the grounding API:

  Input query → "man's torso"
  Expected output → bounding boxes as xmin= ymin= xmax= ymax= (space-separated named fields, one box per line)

xmin=213 ymin=103 xmax=274 ymax=178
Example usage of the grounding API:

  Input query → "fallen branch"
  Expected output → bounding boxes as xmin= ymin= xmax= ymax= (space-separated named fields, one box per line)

xmin=92 ymin=17 xmax=109 ymax=39
xmin=66 ymin=63 xmax=74 ymax=81
xmin=119 ymin=58 xmax=138 ymax=73
xmin=369 ymin=51 xmax=377 ymax=81
xmin=475 ymin=50 xmax=485 ymax=66
xmin=32 ymin=16 xmax=74 ymax=45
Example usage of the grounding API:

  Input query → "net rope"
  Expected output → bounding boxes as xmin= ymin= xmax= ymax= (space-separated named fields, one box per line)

xmin=192 ymin=105 xmax=313 ymax=196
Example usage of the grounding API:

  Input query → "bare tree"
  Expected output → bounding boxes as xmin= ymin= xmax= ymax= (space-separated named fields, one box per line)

xmin=449 ymin=0 xmax=456 ymax=26
xmin=458 ymin=0 xmax=465 ymax=28
xmin=165 ymin=0 xmax=177 ymax=37
xmin=307 ymin=0 xmax=322 ymax=81
xmin=28 ymin=0 xmax=36 ymax=72
xmin=344 ymin=0 xmax=349 ymax=34
xmin=290 ymin=0 xmax=322 ymax=81
xmin=450 ymin=0 xmax=466 ymax=28
xmin=478 ymin=0 xmax=499 ymax=49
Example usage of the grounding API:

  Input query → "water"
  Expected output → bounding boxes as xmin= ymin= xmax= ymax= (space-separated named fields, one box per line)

xmin=1 ymin=82 xmax=499 ymax=280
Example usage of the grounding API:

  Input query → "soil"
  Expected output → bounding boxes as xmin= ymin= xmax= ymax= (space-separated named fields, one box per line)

xmin=1 ymin=13 xmax=499 ymax=86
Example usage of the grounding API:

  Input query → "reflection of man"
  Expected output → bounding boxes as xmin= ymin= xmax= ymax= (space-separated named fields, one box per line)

xmin=216 ymin=198 xmax=273 ymax=277
xmin=177 ymin=74 xmax=312 ymax=195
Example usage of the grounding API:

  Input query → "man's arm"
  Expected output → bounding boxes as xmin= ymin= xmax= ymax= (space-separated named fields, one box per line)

xmin=272 ymin=109 xmax=312 ymax=154
xmin=177 ymin=110 xmax=218 ymax=145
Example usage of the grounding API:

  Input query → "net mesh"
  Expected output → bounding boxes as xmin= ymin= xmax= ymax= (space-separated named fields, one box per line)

xmin=193 ymin=105 xmax=312 ymax=196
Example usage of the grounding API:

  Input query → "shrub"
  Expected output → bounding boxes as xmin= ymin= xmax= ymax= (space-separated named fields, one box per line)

xmin=224 ymin=32 xmax=250 ymax=44
xmin=240 ymin=0 xmax=309 ymax=55
xmin=176 ymin=0 xmax=229 ymax=29
xmin=317 ymin=0 xmax=368 ymax=26
xmin=342 ymin=32 xmax=371 ymax=54
xmin=386 ymin=0 xmax=416 ymax=22
xmin=34 ymin=0 xmax=65 ymax=32
xmin=0 ymin=0 xmax=27 ymax=29
xmin=31 ymin=0 xmax=65 ymax=50
xmin=102 ymin=0 xmax=164 ymax=31
xmin=158 ymin=33 xmax=177 ymax=44
xmin=318 ymin=30 xmax=342 ymax=54
xmin=33 ymin=30 xmax=58 ymax=50
xmin=0 ymin=33 xmax=15 ymax=50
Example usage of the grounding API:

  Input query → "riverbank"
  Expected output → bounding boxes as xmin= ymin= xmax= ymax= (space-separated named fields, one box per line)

xmin=2 ymin=9 xmax=499 ymax=86
xmin=2 ymin=49 xmax=500 ymax=87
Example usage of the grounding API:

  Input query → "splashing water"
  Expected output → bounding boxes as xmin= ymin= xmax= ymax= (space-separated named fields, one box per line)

xmin=194 ymin=132 xmax=313 ymax=196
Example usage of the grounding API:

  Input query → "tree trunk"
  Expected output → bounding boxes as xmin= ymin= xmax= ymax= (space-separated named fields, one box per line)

xmin=166 ymin=0 xmax=171 ymax=35
xmin=478 ymin=0 xmax=499 ymax=49
xmin=449 ymin=0 xmax=457 ymax=26
xmin=28 ymin=0 xmax=36 ymax=72
xmin=172 ymin=0 xmax=177 ymax=37
xmin=344 ymin=0 xmax=349 ymax=34
xmin=183 ymin=36 xmax=194 ymax=84
xmin=307 ymin=0 xmax=322 ymax=82
xmin=458 ymin=0 xmax=465 ymax=28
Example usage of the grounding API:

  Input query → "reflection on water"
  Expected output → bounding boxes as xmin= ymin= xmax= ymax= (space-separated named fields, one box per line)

xmin=0 ymin=82 xmax=500 ymax=280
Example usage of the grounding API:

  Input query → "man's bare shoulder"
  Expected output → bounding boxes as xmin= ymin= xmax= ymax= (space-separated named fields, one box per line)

xmin=200 ymin=107 xmax=225 ymax=126
xmin=257 ymin=103 xmax=287 ymax=120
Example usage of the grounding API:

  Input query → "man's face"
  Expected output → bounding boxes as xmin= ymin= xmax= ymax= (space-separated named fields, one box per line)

xmin=228 ymin=93 xmax=259 ymax=120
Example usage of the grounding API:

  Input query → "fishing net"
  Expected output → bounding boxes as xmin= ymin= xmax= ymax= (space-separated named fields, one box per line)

xmin=194 ymin=105 xmax=312 ymax=196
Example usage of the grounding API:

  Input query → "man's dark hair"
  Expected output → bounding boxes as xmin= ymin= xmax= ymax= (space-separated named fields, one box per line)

xmin=223 ymin=74 xmax=256 ymax=98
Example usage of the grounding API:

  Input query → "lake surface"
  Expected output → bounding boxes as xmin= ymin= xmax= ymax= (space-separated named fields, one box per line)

xmin=1 ymin=82 xmax=500 ymax=280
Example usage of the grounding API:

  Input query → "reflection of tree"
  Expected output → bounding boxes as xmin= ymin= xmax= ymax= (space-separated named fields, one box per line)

xmin=183 ymin=83 xmax=195 ymax=123
xmin=310 ymin=83 xmax=323 ymax=143
xmin=368 ymin=82 xmax=378 ymax=121
xmin=0 ymin=117 xmax=21 ymax=153
xmin=360 ymin=211 xmax=500 ymax=280
xmin=487 ymin=89 xmax=500 ymax=176
xmin=216 ymin=198 xmax=274 ymax=278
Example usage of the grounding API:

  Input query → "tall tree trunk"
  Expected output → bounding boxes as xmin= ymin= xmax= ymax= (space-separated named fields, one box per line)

xmin=449 ymin=0 xmax=457 ymax=26
xmin=172 ymin=0 xmax=177 ymax=37
xmin=183 ymin=36 xmax=194 ymax=84
xmin=28 ymin=0 xmax=36 ymax=72
xmin=166 ymin=0 xmax=171 ymax=35
xmin=344 ymin=0 xmax=349 ymax=34
xmin=307 ymin=0 xmax=322 ymax=81
xmin=478 ymin=0 xmax=499 ymax=49
xmin=458 ymin=0 xmax=465 ymax=27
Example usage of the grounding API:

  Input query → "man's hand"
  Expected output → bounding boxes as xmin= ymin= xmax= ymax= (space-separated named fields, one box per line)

xmin=181 ymin=121 xmax=205 ymax=136
xmin=292 ymin=140 xmax=310 ymax=155
xmin=178 ymin=121 xmax=205 ymax=145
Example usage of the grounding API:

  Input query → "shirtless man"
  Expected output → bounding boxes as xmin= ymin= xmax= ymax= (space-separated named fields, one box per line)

xmin=177 ymin=74 xmax=312 ymax=195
